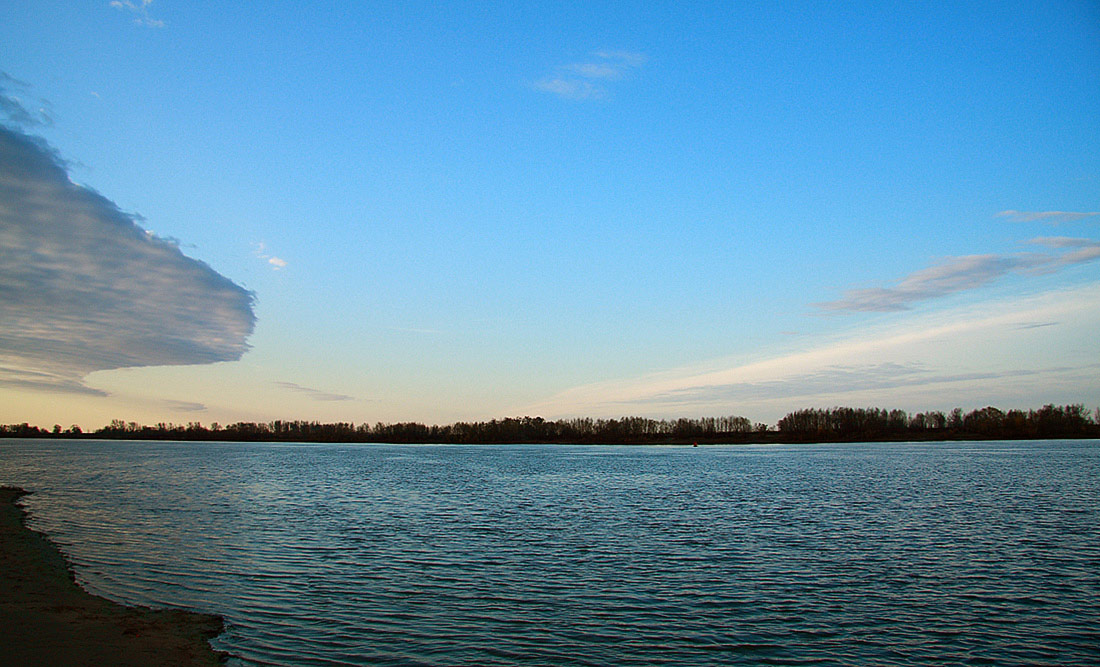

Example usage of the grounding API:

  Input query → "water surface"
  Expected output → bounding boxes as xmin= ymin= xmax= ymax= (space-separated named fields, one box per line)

xmin=1 ymin=439 xmax=1098 ymax=665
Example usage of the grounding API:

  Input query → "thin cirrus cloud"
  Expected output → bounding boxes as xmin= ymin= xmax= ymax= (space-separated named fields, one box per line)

xmin=0 ymin=72 xmax=52 ymax=128
xmin=816 ymin=237 xmax=1100 ymax=312
xmin=109 ymin=0 xmax=165 ymax=28
xmin=533 ymin=50 xmax=647 ymax=100
xmin=533 ymin=78 xmax=602 ymax=101
xmin=163 ymin=399 xmax=207 ymax=413
xmin=627 ymin=363 xmax=1044 ymax=407
xmin=0 ymin=125 xmax=255 ymax=395
xmin=526 ymin=284 xmax=1100 ymax=420
xmin=275 ymin=382 xmax=355 ymax=402
xmin=997 ymin=210 xmax=1100 ymax=223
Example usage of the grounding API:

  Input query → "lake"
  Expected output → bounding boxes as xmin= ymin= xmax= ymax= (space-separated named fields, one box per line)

xmin=1 ymin=439 xmax=1098 ymax=666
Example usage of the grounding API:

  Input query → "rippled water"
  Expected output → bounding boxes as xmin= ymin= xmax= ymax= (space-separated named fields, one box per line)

xmin=2 ymin=439 xmax=1099 ymax=666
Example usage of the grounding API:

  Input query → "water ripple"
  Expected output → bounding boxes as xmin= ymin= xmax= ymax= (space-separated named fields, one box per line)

xmin=2 ymin=440 xmax=1099 ymax=666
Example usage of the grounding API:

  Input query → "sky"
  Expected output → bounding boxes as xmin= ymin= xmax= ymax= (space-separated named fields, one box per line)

xmin=1 ymin=1 xmax=1098 ymax=429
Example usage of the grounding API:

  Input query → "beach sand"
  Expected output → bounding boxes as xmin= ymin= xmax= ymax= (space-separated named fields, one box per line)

xmin=0 ymin=486 xmax=227 ymax=666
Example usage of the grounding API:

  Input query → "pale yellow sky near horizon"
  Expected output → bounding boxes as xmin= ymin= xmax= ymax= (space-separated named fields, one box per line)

xmin=6 ymin=282 xmax=1098 ymax=431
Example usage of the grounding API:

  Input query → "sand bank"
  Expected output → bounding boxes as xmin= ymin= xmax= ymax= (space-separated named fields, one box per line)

xmin=0 ymin=487 xmax=227 ymax=666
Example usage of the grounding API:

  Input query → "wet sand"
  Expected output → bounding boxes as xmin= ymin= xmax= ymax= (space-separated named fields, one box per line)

xmin=0 ymin=487 xmax=226 ymax=666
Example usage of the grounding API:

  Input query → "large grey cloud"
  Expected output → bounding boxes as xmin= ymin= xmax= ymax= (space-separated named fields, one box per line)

xmin=0 ymin=126 xmax=254 ymax=394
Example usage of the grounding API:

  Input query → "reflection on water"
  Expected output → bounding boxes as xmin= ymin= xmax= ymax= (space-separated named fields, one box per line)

xmin=2 ymin=440 xmax=1099 ymax=666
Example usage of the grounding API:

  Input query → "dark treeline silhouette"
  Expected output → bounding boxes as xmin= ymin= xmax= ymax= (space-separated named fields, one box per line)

xmin=5 ymin=415 xmax=763 ymax=444
xmin=775 ymin=404 xmax=1098 ymax=441
xmin=2 ymin=404 xmax=1098 ymax=444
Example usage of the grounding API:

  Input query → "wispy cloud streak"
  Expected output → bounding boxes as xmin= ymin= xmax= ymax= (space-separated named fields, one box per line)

xmin=634 ymin=363 xmax=1043 ymax=407
xmin=0 ymin=72 xmax=52 ymax=128
xmin=163 ymin=399 xmax=206 ymax=412
xmin=997 ymin=210 xmax=1100 ymax=223
xmin=533 ymin=78 xmax=602 ymax=100
xmin=525 ymin=285 xmax=1100 ymax=419
xmin=275 ymin=382 xmax=355 ymax=402
xmin=109 ymin=0 xmax=164 ymax=28
xmin=817 ymin=238 xmax=1100 ymax=312
xmin=533 ymin=50 xmax=646 ymax=100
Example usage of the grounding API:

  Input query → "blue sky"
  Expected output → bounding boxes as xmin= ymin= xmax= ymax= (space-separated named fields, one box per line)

xmin=2 ymin=1 xmax=1098 ymax=428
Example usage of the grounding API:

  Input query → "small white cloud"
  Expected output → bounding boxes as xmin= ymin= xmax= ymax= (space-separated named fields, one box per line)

xmin=254 ymin=242 xmax=288 ymax=270
xmin=568 ymin=63 xmax=623 ymax=80
xmin=997 ymin=210 xmax=1100 ymax=224
xmin=533 ymin=78 xmax=602 ymax=100
xmin=594 ymin=50 xmax=648 ymax=67
xmin=532 ymin=50 xmax=646 ymax=100
xmin=109 ymin=0 xmax=164 ymax=28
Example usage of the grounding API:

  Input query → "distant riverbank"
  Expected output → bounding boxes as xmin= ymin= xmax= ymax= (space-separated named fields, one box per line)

xmin=0 ymin=487 xmax=226 ymax=666
xmin=3 ymin=403 xmax=1097 ymax=445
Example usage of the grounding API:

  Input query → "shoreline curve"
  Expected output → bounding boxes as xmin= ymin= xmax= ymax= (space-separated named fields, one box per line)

xmin=0 ymin=486 xmax=228 ymax=666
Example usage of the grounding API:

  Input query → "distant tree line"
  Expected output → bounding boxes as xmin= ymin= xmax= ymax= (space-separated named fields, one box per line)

xmin=775 ymin=404 xmax=1098 ymax=441
xmin=3 ymin=404 xmax=1099 ymax=444
xmin=0 ymin=415 xmax=765 ymax=444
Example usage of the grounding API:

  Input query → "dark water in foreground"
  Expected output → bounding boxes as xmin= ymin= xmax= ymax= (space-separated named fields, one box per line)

xmin=1 ymin=439 xmax=1098 ymax=666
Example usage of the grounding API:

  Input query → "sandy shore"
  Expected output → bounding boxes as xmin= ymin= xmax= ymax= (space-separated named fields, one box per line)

xmin=0 ymin=486 xmax=227 ymax=666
